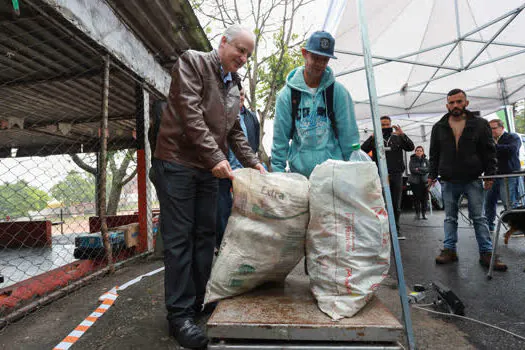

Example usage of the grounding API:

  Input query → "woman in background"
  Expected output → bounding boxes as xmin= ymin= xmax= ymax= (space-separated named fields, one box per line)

xmin=409 ymin=146 xmax=429 ymax=220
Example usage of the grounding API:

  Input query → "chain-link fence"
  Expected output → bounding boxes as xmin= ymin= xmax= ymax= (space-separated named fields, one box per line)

xmin=0 ymin=0 xmax=163 ymax=328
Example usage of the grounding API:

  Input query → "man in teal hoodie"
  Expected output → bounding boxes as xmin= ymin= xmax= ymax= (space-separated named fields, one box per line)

xmin=271 ymin=31 xmax=360 ymax=178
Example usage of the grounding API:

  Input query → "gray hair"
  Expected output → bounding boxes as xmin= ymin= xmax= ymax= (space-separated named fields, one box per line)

xmin=223 ymin=24 xmax=255 ymax=43
xmin=489 ymin=119 xmax=504 ymax=128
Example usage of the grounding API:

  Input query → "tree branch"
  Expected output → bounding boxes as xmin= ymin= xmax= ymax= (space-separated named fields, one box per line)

xmin=121 ymin=169 xmax=137 ymax=187
xmin=70 ymin=154 xmax=97 ymax=175
xmin=108 ymin=152 xmax=118 ymax=174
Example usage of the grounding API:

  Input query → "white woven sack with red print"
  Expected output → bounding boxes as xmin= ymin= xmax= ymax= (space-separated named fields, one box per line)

xmin=307 ymin=160 xmax=391 ymax=320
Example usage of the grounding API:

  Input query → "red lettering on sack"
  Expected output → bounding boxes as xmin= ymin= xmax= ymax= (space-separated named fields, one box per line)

xmin=345 ymin=268 xmax=353 ymax=294
xmin=372 ymin=207 xmax=388 ymax=219
xmin=344 ymin=213 xmax=355 ymax=252
xmin=377 ymin=259 xmax=389 ymax=265
xmin=382 ymin=231 xmax=389 ymax=247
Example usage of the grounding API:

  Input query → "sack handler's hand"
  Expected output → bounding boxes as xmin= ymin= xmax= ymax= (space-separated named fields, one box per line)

xmin=212 ymin=160 xmax=234 ymax=180
xmin=254 ymin=163 xmax=266 ymax=174
xmin=484 ymin=179 xmax=494 ymax=190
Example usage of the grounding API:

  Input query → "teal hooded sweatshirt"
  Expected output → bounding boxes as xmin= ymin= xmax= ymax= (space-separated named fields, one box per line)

xmin=271 ymin=66 xmax=360 ymax=178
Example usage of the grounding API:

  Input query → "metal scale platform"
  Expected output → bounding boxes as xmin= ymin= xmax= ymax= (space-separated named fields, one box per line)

xmin=206 ymin=275 xmax=403 ymax=349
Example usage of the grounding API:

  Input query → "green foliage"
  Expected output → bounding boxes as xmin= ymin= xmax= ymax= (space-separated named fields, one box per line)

xmin=514 ymin=100 xmax=525 ymax=134
xmin=0 ymin=181 xmax=50 ymax=218
xmin=495 ymin=110 xmax=508 ymax=130
xmin=256 ymin=30 xmax=304 ymax=118
xmin=50 ymin=171 xmax=95 ymax=207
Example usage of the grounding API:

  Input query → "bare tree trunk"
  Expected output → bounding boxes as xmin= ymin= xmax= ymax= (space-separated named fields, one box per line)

xmin=70 ymin=150 xmax=136 ymax=216
xmin=105 ymin=149 xmax=137 ymax=215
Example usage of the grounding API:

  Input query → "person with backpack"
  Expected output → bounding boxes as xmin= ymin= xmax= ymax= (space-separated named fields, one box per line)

xmin=271 ymin=31 xmax=360 ymax=178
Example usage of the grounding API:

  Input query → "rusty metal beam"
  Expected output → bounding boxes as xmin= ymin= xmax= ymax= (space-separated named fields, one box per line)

xmin=99 ymin=56 xmax=114 ymax=272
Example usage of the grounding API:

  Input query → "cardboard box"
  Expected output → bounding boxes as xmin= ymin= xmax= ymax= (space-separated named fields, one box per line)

xmin=75 ymin=231 xmax=126 ymax=249
xmin=117 ymin=223 xmax=140 ymax=248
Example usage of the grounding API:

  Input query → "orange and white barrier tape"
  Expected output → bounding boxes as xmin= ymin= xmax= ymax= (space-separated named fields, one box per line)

xmin=53 ymin=287 xmax=118 ymax=350
xmin=53 ymin=267 xmax=164 ymax=349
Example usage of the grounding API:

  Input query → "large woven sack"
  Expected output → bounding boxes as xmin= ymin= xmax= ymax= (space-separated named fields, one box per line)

xmin=205 ymin=168 xmax=309 ymax=303
xmin=307 ymin=160 xmax=391 ymax=320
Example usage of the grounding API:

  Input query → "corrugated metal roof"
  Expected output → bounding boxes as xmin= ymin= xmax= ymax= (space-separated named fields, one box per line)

xmin=0 ymin=0 xmax=211 ymax=157
xmin=106 ymin=0 xmax=212 ymax=69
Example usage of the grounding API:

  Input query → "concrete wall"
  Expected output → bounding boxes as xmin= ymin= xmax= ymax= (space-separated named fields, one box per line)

xmin=43 ymin=0 xmax=171 ymax=96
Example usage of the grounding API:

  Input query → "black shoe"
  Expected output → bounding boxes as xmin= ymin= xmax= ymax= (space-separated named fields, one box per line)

xmin=169 ymin=319 xmax=208 ymax=349
xmin=195 ymin=302 xmax=217 ymax=319
xmin=422 ymin=214 xmax=428 ymax=220
xmin=192 ymin=299 xmax=204 ymax=315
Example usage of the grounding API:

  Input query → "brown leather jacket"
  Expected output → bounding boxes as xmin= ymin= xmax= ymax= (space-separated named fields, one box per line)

xmin=154 ymin=49 xmax=259 ymax=170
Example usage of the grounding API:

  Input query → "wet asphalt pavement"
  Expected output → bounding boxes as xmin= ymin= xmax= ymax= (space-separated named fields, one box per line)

xmin=1 ymin=209 xmax=524 ymax=349
xmin=397 ymin=207 xmax=525 ymax=349
xmin=0 ymin=233 xmax=81 ymax=287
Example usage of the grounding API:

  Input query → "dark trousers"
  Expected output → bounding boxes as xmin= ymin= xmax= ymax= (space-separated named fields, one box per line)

xmin=411 ymin=182 xmax=428 ymax=216
xmin=152 ymin=159 xmax=218 ymax=321
xmin=389 ymin=172 xmax=403 ymax=231
xmin=216 ymin=178 xmax=233 ymax=248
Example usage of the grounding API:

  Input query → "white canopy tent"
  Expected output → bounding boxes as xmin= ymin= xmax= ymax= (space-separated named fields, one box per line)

xmin=327 ymin=3 xmax=525 ymax=347
xmin=332 ymin=0 xmax=525 ymax=123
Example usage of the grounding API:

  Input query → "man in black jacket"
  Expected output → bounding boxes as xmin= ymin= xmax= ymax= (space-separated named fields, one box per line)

xmin=484 ymin=119 xmax=522 ymax=232
xmin=362 ymin=116 xmax=414 ymax=237
xmin=428 ymin=88 xmax=507 ymax=271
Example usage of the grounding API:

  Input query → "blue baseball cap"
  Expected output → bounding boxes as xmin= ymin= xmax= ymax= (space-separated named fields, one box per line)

xmin=304 ymin=31 xmax=337 ymax=59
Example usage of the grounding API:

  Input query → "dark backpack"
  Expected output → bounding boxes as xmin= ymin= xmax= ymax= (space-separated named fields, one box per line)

xmin=290 ymin=83 xmax=336 ymax=139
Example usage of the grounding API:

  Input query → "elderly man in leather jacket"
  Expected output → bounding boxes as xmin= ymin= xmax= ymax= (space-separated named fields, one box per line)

xmin=152 ymin=25 xmax=265 ymax=348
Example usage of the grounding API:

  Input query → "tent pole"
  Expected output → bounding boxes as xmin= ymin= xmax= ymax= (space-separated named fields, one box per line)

xmin=322 ymin=0 xmax=336 ymax=31
xmin=506 ymin=105 xmax=516 ymax=133
xmin=464 ymin=12 xmax=521 ymax=70
xmin=454 ymin=0 xmax=464 ymax=69
xmin=499 ymin=79 xmax=516 ymax=133
xmin=355 ymin=1 xmax=416 ymax=349
xmin=461 ymin=4 xmax=525 ymax=39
